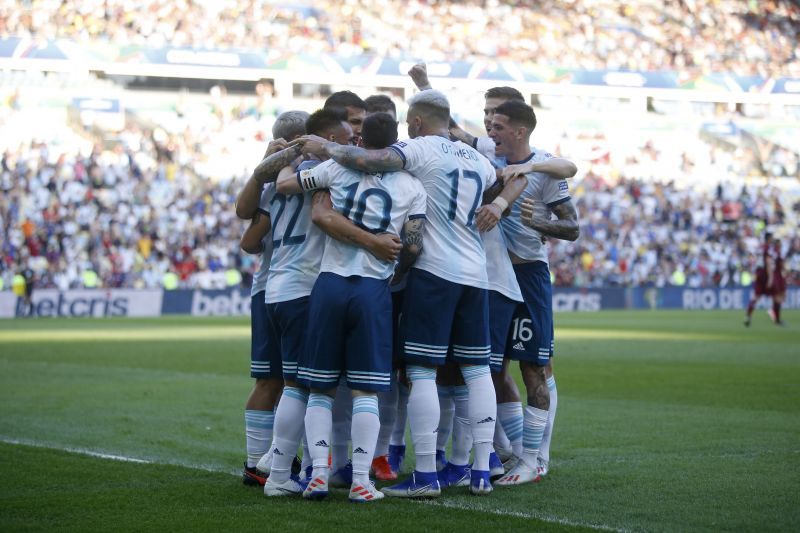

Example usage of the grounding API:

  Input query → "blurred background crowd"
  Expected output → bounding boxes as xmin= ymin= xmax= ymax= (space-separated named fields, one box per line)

xmin=3 ymin=0 xmax=798 ymax=77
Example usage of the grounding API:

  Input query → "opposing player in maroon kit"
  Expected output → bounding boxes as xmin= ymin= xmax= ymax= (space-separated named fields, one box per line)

xmin=744 ymin=232 xmax=787 ymax=327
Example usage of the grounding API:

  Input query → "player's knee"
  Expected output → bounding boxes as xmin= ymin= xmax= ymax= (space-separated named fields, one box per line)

xmin=254 ymin=376 xmax=282 ymax=393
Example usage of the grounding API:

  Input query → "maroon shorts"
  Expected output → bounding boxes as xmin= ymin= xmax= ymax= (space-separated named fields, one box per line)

xmin=754 ymin=268 xmax=769 ymax=296
xmin=770 ymin=275 xmax=787 ymax=295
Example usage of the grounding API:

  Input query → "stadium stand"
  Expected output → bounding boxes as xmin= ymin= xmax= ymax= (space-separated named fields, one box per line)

xmin=2 ymin=0 xmax=798 ymax=76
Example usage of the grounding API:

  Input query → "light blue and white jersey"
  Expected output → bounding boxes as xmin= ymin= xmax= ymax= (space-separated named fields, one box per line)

xmin=498 ymin=152 xmax=571 ymax=265
xmin=483 ymin=226 xmax=523 ymax=302
xmin=298 ymin=159 xmax=427 ymax=280
xmin=474 ymin=135 xmax=498 ymax=161
xmin=264 ymin=160 xmax=326 ymax=303
xmin=250 ymin=184 xmax=275 ymax=297
xmin=389 ymin=135 xmax=495 ymax=288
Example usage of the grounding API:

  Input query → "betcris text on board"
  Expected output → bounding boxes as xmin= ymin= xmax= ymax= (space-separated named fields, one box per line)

xmin=7 ymin=289 xmax=163 ymax=318
xmin=18 ymin=292 xmax=128 ymax=318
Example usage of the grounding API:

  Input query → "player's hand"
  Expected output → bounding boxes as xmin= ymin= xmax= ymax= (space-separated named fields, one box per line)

xmin=408 ymin=63 xmax=432 ymax=90
xmin=390 ymin=270 xmax=404 ymax=287
xmin=298 ymin=135 xmax=330 ymax=158
xmin=474 ymin=203 xmax=503 ymax=232
xmin=501 ymin=162 xmax=532 ymax=182
xmin=520 ymin=198 xmax=550 ymax=228
xmin=264 ymin=138 xmax=288 ymax=158
xmin=369 ymin=232 xmax=402 ymax=262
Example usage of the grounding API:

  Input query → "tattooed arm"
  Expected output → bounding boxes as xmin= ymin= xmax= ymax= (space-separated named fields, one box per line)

xmin=251 ymin=143 xmax=304 ymax=186
xmin=235 ymin=138 xmax=290 ymax=219
xmin=300 ymin=135 xmax=404 ymax=173
xmin=520 ymin=198 xmax=580 ymax=241
xmin=393 ymin=218 xmax=425 ymax=284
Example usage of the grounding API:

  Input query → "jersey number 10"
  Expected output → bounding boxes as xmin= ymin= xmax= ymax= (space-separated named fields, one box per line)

xmin=342 ymin=182 xmax=392 ymax=233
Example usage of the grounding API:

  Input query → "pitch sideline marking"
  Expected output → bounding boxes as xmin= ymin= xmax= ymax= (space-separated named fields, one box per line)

xmin=0 ymin=436 xmax=234 ymax=475
xmin=0 ymin=436 xmax=626 ymax=532
xmin=416 ymin=500 xmax=627 ymax=532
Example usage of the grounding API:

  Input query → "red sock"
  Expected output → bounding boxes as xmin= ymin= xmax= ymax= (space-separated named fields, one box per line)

xmin=746 ymin=299 xmax=757 ymax=317
xmin=772 ymin=301 xmax=781 ymax=323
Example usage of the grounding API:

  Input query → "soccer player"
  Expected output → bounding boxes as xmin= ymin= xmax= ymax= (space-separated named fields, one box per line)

xmin=299 ymin=89 xmax=526 ymax=496
xmin=260 ymin=108 xmax=403 ymax=496
xmin=321 ymin=92 xmax=369 ymax=480
xmin=237 ymin=110 xmax=308 ymax=486
xmin=324 ymin=91 xmax=367 ymax=146
xmin=745 ymin=232 xmax=787 ymax=327
xmin=408 ymin=62 xmax=575 ymax=475
xmin=363 ymin=93 xmax=408 ymax=481
xmin=259 ymin=109 xmax=354 ymax=496
xmin=365 ymin=94 xmax=398 ymax=120
xmin=277 ymin=111 xmax=427 ymax=503
xmin=486 ymin=101 xmax=580 ymax=486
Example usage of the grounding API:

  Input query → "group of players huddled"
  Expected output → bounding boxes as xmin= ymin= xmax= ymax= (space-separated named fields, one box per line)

xmin=235 ymin=64 xmax=579 ymax=502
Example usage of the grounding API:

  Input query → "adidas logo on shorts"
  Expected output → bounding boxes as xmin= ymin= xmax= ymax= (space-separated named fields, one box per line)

xmin=272 ymin=448 xmax=284 ymax=456
xmin=315 ymin=440 xmax=329 ymax=448
xmin=513 ymin=342 xmax=525 ymax=350
xmin=477 ymin=416 xmax=495 ymax=424
xmin=353 ymin=447 xmax=368 ymax=454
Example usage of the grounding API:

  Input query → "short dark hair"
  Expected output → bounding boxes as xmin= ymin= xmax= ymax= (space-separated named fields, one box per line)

xmin=360 ymin=113 xmax=398 ymax=149
xmin=305 ymin=108 xmax=348 ymax=137
xmin=493 ymin=100 xmax=537 ymax=131
xmin=364 ymin=94 xmax=397 ymax=116
xmin=485 ymin=86 xmax=525 ymax=102
xmin=324 ymin=90 xmax=366 ymax=111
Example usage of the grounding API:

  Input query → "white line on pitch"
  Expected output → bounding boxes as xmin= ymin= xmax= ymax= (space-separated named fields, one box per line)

xmin=0 ymin=436 xmax=235 ymax=475
xmin=1 ymin=436 xmax=625 ymax=531
xmin=415 ymin=499 xmax=627 ymax=532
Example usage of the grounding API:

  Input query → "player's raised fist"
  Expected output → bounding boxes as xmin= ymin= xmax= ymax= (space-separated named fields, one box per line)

xmin=408 ymin=63 xmax=432 ymax=90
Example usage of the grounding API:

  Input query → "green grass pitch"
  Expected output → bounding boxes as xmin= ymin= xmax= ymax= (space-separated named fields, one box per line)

xmin=1 ymin=310 xmax=798 ymax=531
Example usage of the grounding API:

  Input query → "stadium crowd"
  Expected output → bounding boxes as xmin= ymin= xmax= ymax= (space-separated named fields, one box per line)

xmin=1 ymin=113 xmax=797 ymax=292
xmin=3 ymin=0 xmax=799 ymax=77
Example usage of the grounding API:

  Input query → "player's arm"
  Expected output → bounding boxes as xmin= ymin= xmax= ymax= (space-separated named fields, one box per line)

xmin=300 ymin=135 xmax=404 ymax=173
xmin=448 ymin=119 xmax=476 ymax=146
xmin=275 ymin=164 xmax=303 ymax=195
xmin=501 ymin=157 xmax=577 ymax=182
xmin=393 ymin=218 xmax=425 ymax=284
xmin=520 ymin=198 xmax=580 ymax=241
xmin=475 ymin=173 xmax=527 ymax=232
xmin=311 ymin=191 xmax=401 ymax=262
xmin=235 ymin=139 xmax=292 ymax=219
xmin=250 ymin=142 xmax=304 ymax=188
xmin=240 ymin=211 xmax=271 ymax=254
